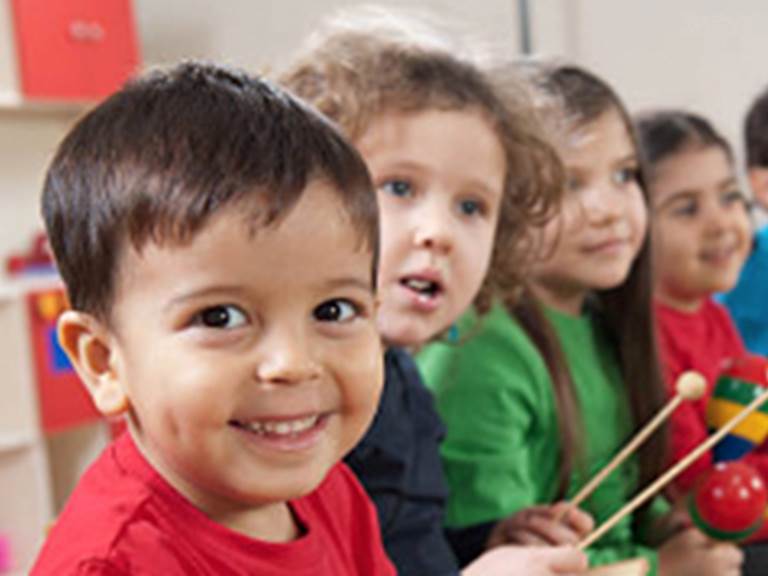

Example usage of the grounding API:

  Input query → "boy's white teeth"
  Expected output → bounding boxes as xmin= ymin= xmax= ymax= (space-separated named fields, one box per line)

xmin=242 ymin=415 xmax=319 ymax=435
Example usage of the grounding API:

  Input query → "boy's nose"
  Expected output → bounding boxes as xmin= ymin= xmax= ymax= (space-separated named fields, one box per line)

xmin=255 ymin=329 xmax=321 ymax=385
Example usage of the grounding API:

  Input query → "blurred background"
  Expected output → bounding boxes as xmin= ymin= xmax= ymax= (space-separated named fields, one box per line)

xmin=0 ymin=1 xmax=765 ymax=573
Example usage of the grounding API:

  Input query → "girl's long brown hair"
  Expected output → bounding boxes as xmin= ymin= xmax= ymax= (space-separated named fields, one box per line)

xmin=507 ymin=61 xmax=668 ymax=505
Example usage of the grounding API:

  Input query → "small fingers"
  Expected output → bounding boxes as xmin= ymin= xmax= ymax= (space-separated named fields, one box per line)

xmin=525 ymin=514 xmax=582 ymax=546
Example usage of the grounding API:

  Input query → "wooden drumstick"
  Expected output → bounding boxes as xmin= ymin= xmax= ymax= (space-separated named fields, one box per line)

xmin=554 ymin=372 xmax=706 ymax=523
xmin=579 ymin=384 xmax=768 ymax=550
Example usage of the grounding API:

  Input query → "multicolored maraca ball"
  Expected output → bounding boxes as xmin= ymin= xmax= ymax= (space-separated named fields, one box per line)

xmin=706 ymin=354 xmax=768 ymax=462
xmin=689 ymin=461 xmax=768 ymax=541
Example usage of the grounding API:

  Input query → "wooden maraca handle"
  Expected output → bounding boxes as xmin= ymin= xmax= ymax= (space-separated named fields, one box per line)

xmin=554 ymin=372 xmax=705 ymax=522
xmin=579 ymin=385 xmax=768 ymax=550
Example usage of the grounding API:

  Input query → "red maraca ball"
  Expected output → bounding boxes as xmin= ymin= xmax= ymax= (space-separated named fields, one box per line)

xmin=689 ymin=461 xmax=768 ymax=540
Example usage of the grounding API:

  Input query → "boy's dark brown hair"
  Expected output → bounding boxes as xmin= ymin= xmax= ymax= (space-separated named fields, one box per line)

xmin=512 ymin=61 xmax=668 ymax=503
xmin=278 ymin=11 xmax=564 ymax=310
xmin=43 ymin=61 xmax=378 ymax=322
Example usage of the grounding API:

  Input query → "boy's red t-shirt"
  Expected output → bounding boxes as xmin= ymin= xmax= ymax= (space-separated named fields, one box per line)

xmin=655 ymin=298 xmax=768 ymax=493
xmin=32 ymin=433 xmax=395 ymax=575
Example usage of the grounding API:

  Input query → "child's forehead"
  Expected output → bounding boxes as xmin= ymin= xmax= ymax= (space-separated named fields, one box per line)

xmin=357 ymin=105 xmax=501 ymax=154
xmin=122 ymin=179 xmax=371 ymax=248
xmin=115 ymin=185 xmax=373 ymax=284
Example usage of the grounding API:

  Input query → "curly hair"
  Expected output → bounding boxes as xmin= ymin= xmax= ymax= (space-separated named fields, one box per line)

xmin=279 ymin=8 xmax=563 ymax=312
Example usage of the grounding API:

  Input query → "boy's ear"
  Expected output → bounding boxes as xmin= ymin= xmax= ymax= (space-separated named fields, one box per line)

xmin=57 ymin=310 xmax=129 ymax=417
xmin=748 ymin=167 xmax=768 ymax=210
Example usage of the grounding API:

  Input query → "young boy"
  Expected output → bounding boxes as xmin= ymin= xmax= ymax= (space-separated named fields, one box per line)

xmin=32 ymin=62 xmax=394 ymax=575
xmin=720 ymin=85 xmax=768 ymax=356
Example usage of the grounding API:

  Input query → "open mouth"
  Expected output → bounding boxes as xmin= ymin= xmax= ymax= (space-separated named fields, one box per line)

xmin=400 ymin=276 xmax=443 ymax=300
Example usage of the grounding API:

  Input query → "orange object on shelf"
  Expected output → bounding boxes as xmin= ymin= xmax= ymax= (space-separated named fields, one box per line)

xmin=26 ymin=288 xmax=101 ymax=433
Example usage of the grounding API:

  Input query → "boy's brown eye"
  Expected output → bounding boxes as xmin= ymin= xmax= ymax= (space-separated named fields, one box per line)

xmin=314 ymin=299 xmax=358 ymax=323
xmin=195 ymin=305 xmax=247 ymax=329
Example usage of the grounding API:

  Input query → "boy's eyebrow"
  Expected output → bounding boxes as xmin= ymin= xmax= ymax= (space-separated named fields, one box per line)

xmin=163 ymin=285 xmax=251 ymax=311
xmin=323 ymin=276 xmax=374 ymax=292
xmin=164 ymin=277 xmax=374 ymax=311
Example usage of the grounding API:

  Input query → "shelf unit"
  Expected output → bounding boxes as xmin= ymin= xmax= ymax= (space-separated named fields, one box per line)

xmin=0 ymin=277 xmax=110 ymax=573
xmin=0 ymin=1 xmax=138 ymax=570
xmin=0 ymin=278 xmax=54 ymax=573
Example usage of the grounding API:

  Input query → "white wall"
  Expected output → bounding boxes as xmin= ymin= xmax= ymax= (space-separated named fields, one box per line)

xmin=135 ymin=0 xmax=521 ymax=73
xmin=0 ymin=0 xmax=522 ymax=262
xmin=6 ymin=0 xmax=768 ymax=261
xmin=532 ymin=0 xmax=768 ymax=164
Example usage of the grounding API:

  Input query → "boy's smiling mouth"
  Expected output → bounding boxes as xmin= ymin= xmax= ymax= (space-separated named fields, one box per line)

xmin=231 ymin=415 xmax=322 ymax=436
xmin=228 ymin=413 xmax=331 ymax=451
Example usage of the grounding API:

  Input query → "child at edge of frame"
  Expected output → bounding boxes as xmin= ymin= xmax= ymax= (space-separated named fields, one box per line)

xmin=720 ymin=84 xmax=768 ymax=359
xmin=636 ymin=107 xmax=768 ymax=576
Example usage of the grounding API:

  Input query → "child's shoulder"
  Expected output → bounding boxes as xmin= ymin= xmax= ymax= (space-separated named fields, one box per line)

xmin=417 ymin=303 xmax=550 ymax=397
xmin=421 ymin=304 xmax=540 ymax=366
xmin=32 ymin=434 xmax=164 ymax=574
xmin=436 ymin=303 xmax=537 ymax=356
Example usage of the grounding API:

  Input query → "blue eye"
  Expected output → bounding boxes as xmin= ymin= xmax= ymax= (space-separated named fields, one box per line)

xmin=194 ymin=305 xmax=248 ymax=329
xmin=458 ymin=199 xmax=483 ymax=216
xmin=381 ymin=179 xmax=413 ymax=198
xmin=314 ymin=299 xmax=358 ymax=323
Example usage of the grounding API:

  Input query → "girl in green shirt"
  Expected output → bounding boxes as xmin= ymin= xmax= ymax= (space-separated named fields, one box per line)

xmin=418 ymin=61 xmax=743 ymax=576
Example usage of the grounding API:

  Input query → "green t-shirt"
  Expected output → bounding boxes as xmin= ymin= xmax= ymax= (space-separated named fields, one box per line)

xmin=417 ymin=303 xmax=668 ymax=573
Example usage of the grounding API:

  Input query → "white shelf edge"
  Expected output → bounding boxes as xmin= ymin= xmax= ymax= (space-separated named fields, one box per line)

xmin=0 ymin=431 xmax=37 ymax=453
xmin=0 ymin=91 xmax=91 ymax=115
xmin=0 ymin=275 xmax=63 ymax=302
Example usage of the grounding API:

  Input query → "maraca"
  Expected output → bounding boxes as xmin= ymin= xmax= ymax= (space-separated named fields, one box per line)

xmin=707 ymin=354 xmax=768 ymax=462
xmin=689 ymin=460 xmax=768 ymax=541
